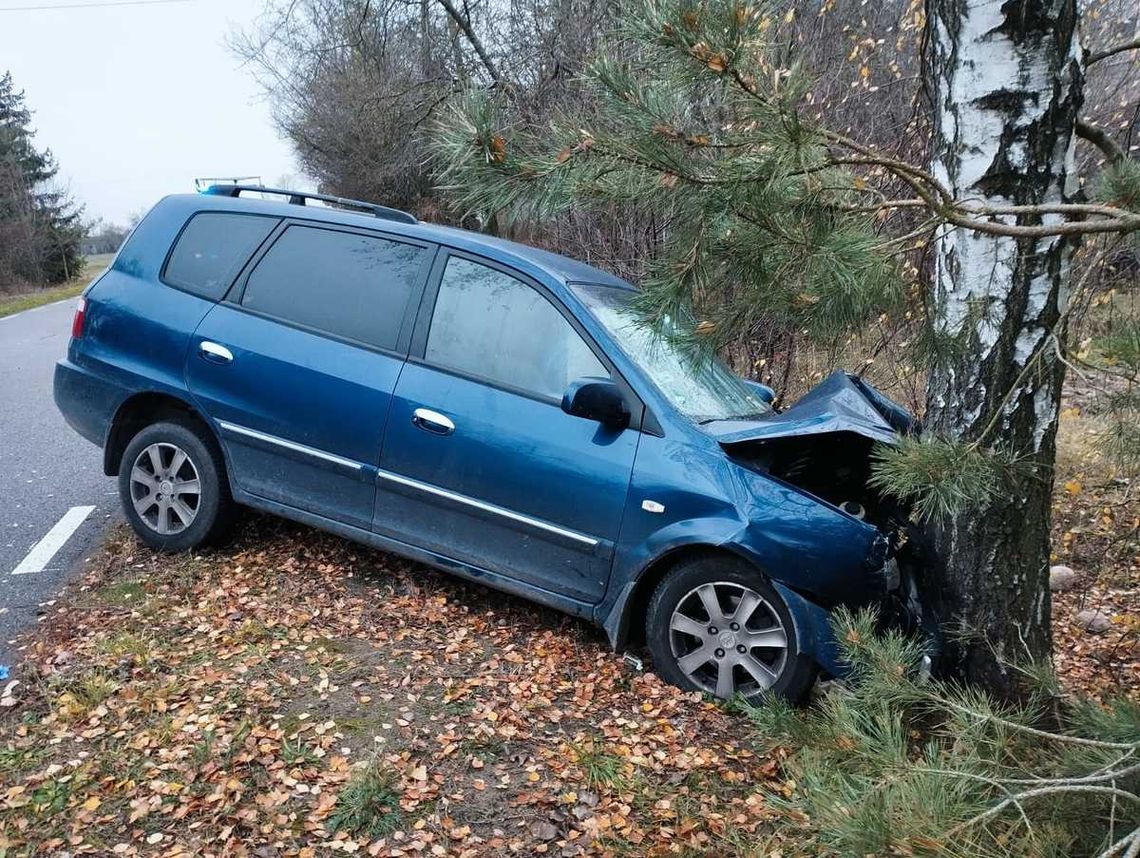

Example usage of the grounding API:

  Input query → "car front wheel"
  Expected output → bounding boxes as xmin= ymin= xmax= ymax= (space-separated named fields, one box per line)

xmin=118 ymin=419 xmax=235 ymax=552
xmin=646 ymin=556 xmax=817 ymax=703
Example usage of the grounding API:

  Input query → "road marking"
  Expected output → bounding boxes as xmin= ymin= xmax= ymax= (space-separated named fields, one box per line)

xmin=10 ymin=506 xmax=96 ymax=576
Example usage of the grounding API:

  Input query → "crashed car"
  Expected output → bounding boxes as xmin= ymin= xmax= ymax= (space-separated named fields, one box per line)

xmin=54 ymin=185 xmax=920 ymax=703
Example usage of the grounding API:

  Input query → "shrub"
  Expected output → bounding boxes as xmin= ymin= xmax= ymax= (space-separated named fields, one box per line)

xmin=748 ymin=610 xmax=1140 ymax=857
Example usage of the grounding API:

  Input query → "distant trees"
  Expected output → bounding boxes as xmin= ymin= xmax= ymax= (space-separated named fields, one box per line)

xmin=83 ymin=219 xmax=130 ymax=256
xmin=0 ymin=71 xmax=84 ymax=290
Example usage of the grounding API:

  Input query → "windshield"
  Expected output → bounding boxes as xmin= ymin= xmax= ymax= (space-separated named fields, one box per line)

xmin=573 ymin=284 xmax=772 ymax=423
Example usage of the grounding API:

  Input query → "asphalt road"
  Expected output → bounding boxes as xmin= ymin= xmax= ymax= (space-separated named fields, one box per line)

xmin=0 ymin=297 xmax=118 ymax=670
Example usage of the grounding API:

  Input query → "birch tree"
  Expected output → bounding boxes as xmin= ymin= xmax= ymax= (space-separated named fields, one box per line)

xmin=919 ymin=0 xmax=1084 ymax=690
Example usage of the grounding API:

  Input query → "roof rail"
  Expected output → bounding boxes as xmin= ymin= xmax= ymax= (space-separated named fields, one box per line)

xmin=201 ymin=184 xmax=417 ymax=225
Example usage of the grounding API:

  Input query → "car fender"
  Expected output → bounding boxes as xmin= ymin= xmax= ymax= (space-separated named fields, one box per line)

xmin=771 ymin=581 xmax=845 ymax=678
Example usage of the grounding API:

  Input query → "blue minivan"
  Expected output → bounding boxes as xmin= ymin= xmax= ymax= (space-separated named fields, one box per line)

xmin=55 ymin=186 xmax=920 ymax=702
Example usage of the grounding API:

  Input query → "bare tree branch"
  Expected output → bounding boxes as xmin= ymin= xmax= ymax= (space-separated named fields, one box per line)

xmin=434 ymin=0 xmax=509 ymax=90
xmin=1077 ymin=118 xmax=1127 ymax=164
xmin=1087 ymin=36 xmax=1140 ymax=66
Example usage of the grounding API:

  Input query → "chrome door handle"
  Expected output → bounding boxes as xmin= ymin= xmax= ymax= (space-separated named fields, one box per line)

xmin=412 ymin=407 xmax=454 ymax=436
xmin=200 ymin=341 xmax=233 ymax=364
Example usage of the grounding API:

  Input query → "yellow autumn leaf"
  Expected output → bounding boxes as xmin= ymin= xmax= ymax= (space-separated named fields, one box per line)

xmin=1064 ymin=480 xmax=1082 ymax=495
xmin=82 ymin=795 xmax=101 ymax=811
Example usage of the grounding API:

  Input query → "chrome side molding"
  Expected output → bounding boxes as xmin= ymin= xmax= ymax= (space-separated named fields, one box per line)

xmin=217 ymin=421 xmax=365 ymax=472
xmin=376 ymin=468 xmax=599 ymax=547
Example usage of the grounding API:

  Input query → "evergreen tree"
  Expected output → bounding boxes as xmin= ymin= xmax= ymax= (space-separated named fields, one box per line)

xmin=0 ymin=71 xmax=84 ymax=287
xmin=427 ymin=0 xmax=1140 ymax=698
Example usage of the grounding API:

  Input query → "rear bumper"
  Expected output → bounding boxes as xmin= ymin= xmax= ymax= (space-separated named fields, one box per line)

xmin=53 ymin=358 xmax=121 ymax=450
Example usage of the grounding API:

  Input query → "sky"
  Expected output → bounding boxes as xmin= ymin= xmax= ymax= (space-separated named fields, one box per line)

xmin=0 ymin=0 xmax=302 ymax=226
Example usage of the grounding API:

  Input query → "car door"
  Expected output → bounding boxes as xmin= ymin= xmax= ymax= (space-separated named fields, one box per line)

xmin=372 ymin=252 xmax=640 ymax=604
xmin=186 ymin=220 xmax=434 ymax=529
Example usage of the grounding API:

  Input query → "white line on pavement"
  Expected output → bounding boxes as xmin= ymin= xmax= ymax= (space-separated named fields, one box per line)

xmin=11 ymin=506 xmax=96 ymax=576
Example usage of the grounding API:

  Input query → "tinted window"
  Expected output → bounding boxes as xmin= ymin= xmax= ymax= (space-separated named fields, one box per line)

xmin=426 ymin=257 xmax=607 ymax=400
xmin=242 ymin=225 xmax=427 ymax=350
xmin=164 ymin=213 xmax=278 ymax=300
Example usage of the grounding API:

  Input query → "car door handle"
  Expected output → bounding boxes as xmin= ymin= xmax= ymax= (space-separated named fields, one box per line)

xmin=412 ymin=407 xmax=454 ymax=436
xmin=199 ymin=341 xmax=233 ymax=364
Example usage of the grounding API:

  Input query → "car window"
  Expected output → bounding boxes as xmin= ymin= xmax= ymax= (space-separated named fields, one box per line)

xmin=426 ymin=257 xmax=607 ymax=400
xmin=241 ymin=225 xmax=428 ymax=350
xmin=164 ymin=213 xmax=278 ymax=300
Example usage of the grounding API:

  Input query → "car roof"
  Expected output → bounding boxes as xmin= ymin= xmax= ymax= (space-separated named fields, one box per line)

xmin=166 ymin=193 xmax=634 ymax=291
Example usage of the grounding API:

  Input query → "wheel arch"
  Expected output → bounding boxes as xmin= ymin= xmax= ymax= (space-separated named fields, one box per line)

xmin=104 ymin=392 xmax=213 ymax=476
xmin=610 ymin=543 xmax=757 ymax=651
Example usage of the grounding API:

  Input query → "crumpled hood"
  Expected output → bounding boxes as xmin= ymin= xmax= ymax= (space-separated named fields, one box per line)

xmin=705 ymin=370 xmax=915 ymax=447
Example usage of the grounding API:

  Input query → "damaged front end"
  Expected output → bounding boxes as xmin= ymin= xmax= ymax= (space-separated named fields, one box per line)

xmin=712 ymin=371 xmax=935 ymax=672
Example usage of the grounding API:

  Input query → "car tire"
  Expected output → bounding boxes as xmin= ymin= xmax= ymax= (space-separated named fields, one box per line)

xmin=117 ymin=419 xmax=235 ymax=552
xmin=645 ymin=555 xmax=817 ymax=704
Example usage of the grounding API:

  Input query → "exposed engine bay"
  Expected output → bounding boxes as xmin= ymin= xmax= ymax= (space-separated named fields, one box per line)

xmin=727 ymin=431 xmax=898 ymax=528
xmin=706 ymin=369 xmax=937 ymax=661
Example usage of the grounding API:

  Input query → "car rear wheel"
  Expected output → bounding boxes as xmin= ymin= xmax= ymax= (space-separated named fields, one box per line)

xmin=118 ymin=419 xmax=235 ymax=552
xmin=646 ymin=556 xmax=817 ymax=703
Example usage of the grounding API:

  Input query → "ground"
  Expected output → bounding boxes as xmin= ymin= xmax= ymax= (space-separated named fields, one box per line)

xmin=0 ymin=414 xmax=1135 ymax=857
xmin=1050 ymin=403 xmax=1140 ymax=697
xmin=0 ymin=255 xmax=115 ymax=319
xmin=0 ymin=520 xmax=794 ymax=857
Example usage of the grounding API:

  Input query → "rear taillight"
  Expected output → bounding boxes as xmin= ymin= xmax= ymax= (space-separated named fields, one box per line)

xmin=71 ymin=296 xmax=87 ymax=339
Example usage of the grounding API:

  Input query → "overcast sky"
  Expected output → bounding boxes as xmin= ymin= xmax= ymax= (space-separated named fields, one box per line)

xmin=0 ymin=0 xmax=301 ymax=225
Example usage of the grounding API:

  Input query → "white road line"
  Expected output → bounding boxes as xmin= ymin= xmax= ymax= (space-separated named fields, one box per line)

xmin=11 ymin=506 xmax=96 ymax=576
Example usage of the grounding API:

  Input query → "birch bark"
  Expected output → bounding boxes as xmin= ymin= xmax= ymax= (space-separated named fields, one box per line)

xmin=922 ymin=0 xmax=1083 ymax=695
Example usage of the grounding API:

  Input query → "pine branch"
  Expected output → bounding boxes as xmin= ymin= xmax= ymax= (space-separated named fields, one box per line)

xmin=947 ymin=786 xmax=1140 ymax=839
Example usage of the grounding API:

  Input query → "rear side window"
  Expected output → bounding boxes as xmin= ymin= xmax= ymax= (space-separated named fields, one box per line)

xmin=425 ymin=257 xmax=607 ymax=400
xmin=241 ymin=224 xmax=428 ymax=350
xmin=164 ymin=213 xmax=278 ymax=300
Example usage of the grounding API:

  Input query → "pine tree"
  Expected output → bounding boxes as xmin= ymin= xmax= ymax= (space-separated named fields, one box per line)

xmin=427 ymin=0 xmax=1140 ymax=699
xmin=0 ymin=71 xmax=84 ymax=287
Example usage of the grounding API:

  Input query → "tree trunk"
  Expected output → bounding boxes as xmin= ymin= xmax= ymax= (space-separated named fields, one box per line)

xmin=922 ymin=0 xmax=1083 ymax=696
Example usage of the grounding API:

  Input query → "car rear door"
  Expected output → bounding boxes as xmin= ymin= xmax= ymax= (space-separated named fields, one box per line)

xmin=186 ymin=220 xmax=434 ymax=529
xmin=371 ymin=252 xmax=639 ymax=604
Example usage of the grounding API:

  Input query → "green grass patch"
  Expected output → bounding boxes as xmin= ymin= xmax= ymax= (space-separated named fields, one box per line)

xmin=94 ymin=630 xmax=152 ymax=661
xmin=0 ymin=743 xmax=49 ymax=775
xmin=0 ymin=254 xmax=114 ymax=318
xmin=570 ymin=741 xmax=629 ymax=792
xmin=95 ymin=580 xmax=146 ymax=605
xmin=327 ymin=758 xmax=404 ymax=838
xmin=282 ymin=735 xmax=320 ymax=766
xmin=0 ymin=281 xmax=86 ymax=319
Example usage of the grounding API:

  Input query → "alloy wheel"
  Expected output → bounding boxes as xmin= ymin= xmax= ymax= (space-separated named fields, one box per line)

xmin=668 ymin=581 xmax=789 ymax=699
xmin=129 ymin=442 xmax=201 ymax=535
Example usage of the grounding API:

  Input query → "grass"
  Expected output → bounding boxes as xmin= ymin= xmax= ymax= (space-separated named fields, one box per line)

xmin=570 ymin=741 xmax=629 ymax=792
xmin=0 ymin=253 xmax=115 ymax=319
xmin=326 ymin=758 xmax=404 ymax=838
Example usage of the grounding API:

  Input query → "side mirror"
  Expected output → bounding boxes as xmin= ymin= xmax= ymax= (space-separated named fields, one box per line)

xmin=561 ymin=377 xmax=630 ymax=428
xmin=742 ymin=379 xmax=776 ymax=404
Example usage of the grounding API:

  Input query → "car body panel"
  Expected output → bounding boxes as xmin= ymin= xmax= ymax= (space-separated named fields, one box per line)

xmin=373 ymin=360 xmax=639 ymax=602
xmin=707 ymin=370 xmax=902 ymax=446
xmin=594 ymin=429 xmax=888 ymax=641
xmin=185 ymin=303 xmax=405 ymax=529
